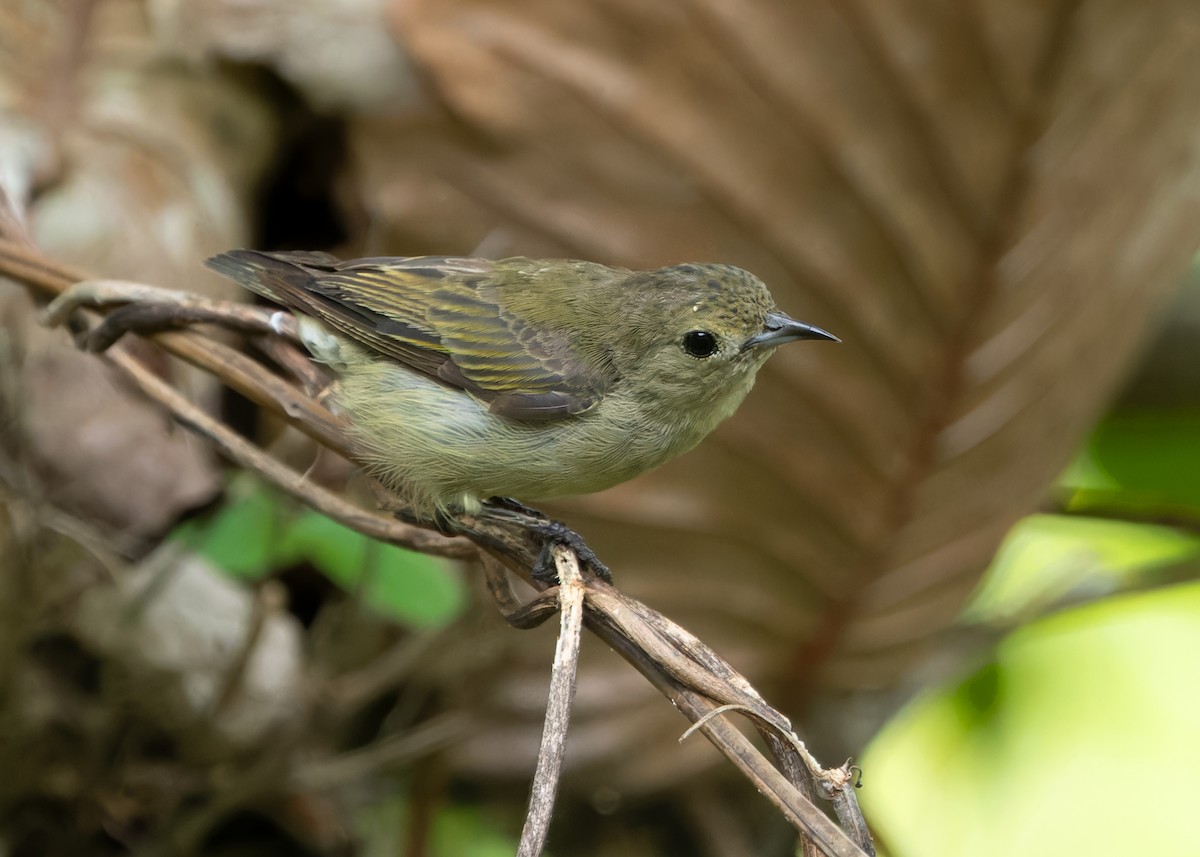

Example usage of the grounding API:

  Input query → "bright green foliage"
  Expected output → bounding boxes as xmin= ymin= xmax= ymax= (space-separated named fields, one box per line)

xmin=172 ymin=481 xmax=465 ymax=629
xmin=864 ymin=402 xmax=1200 ymax=857
xmin=863 ymin=582 xmax=1200 ymax=857
xmin=280 ymin=509 xmax=464 ymax=628
xmin=176 ymin=483 xmax=285 ymax=578
xmin=966 ymin=514 xmax=1200 ymax=622
xmin=1063 ymin=408 xmax=1200 ymax=508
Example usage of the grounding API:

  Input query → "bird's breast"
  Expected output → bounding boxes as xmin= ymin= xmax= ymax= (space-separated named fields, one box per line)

xmin=331 ymin=362 xmax=719 ymax=509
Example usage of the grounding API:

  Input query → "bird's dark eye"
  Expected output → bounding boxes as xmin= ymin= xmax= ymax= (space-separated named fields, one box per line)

xmin=681 ymin=330 xmax=719 ymax=358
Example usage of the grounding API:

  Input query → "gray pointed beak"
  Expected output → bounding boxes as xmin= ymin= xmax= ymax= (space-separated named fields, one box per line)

xmin=743 ymin=311 xmax=840 ymax=351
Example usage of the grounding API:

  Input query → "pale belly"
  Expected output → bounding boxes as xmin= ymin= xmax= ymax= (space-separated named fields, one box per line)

xmin=336 ymin=361 xmax=710 ymax=514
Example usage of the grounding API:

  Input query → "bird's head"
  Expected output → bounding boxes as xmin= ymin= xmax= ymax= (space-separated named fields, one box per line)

xmin=608 ymin=263 xmax=838 ymax=416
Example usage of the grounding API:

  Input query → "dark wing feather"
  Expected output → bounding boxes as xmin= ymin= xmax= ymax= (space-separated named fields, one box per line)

xmin=205 ymin=250 xmax=605 ymax=420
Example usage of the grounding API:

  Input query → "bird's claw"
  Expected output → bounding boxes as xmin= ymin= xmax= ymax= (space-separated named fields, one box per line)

xmin=479 ymin=500 xmax=611 ymax=583
xmin=529 ymin=519 xmax=611 ymax=584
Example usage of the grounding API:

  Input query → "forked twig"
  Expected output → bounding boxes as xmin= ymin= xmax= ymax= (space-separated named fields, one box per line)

xmin=0 ymin=235 xmax=872 ymax=857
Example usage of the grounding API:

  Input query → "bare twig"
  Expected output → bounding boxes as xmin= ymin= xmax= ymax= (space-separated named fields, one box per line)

xmin=0 ymin=238 xmax=349 ymax=453
xmin=585 ymin=586 xmax=870 ymax=855
xmin=823 ymin=765 xmax=873 ymax=856
xmin=325 ymin=630 xmax=449 ymax=713
xmin=763 ymin=730 xmax=825 ymax=857
xmin=106 ymin=347 xmax=474 ymax=560
xmin=39 ymin=278 xmax=301 ymax=352
xmin=209 ymin=581 xmax=286 ymax=719
xmin=518 ymin=547 xmax=586 ymax=857
xmin=293 ymin=714 xmax=471 ymax=791
xmin=479 ymin=552 xmax=561 ymax=628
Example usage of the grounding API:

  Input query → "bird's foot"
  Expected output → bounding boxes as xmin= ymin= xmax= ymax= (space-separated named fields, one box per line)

xmin=529 ymin=520 xmax=611 ymax=584
xmin=479 ymin=501 xmax=611 ymax=584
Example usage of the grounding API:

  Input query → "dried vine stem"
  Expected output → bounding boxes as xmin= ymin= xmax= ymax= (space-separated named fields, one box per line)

xmin=518 ymin=546 xmax=586 ymax=857
xmin=0 ymin=236 xmax=872 ymax=857
xmin=108 ymin=348 xmax=475 ymax=560
xmin=1 ymin=241 xmax=349 ymax=453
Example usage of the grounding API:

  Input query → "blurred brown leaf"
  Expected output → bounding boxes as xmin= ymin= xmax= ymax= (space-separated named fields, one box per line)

xmin=1 ymin=0 xmax=279 ymax=535
xmin=146 ymin=0 xmax=422 ymax=113
xmin=11 ymin=343 xmax=220 ymax=539
xmin=353 ymin=0 xmax=1200 ymax=787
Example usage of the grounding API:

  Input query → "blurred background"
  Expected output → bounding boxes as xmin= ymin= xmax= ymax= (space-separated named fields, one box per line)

xmin=1 ymin=0 xmax=1199 ymax=855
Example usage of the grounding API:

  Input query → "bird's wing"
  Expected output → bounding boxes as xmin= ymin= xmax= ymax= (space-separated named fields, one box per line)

xmin=205 ymin=250 xmax=607 ymax=421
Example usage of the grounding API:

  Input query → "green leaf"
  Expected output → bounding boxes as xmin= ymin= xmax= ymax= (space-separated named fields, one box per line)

xmin=171 ymin=484 xmax=294 ymax=579
xmin=1062 ymin=407 xmax=1200 ymax=507
xmin=282 ymin=511 xmax=465 ymax=628
xmin=171 ymin=481 xmax=466 ymax=629
xmin=966 ymin=514 xmax=1200 ymax=622
xmin=863 ymin=582 xmax=1200 ymax=857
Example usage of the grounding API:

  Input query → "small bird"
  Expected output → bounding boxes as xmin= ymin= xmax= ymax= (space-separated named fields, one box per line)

xmin=206 ymin=250 xmax=837 ymax=576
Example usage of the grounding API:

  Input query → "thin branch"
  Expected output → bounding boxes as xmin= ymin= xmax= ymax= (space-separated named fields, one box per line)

xmin=518 ymin=547 xmax=586 ymax=857
xmin=0 ymin=238 xmax=349 ymax=454
xmin=293 ymin=714 xmax=471 ymax=791
xmin=763 ymin=730 xmax=825 ymax=857
xmin=823 ymin=766 xmax=873 ymax=856
xmin=479 ymin=552 xmax=562 ymax=628
xmin=325 ymin=630 xmax=450 ymax=713
xmin=106 ymin=347 xmax=474 ymax=560
xmin=583 ymin=589 xmax=869 ymax=855
xmin=208 ymin=581 xmax=285 ymax=719
xmin=39 ymin=278 xmax=301 ymax=347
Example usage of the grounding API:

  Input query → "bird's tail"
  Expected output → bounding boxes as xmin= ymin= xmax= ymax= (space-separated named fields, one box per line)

xmin=204 ymin=249 xmax=339 ymax=305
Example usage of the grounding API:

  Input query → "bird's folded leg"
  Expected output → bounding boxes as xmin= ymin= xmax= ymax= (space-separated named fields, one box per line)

xmin=487 ymin=496 xmax=549 ymax=520
xmin=479 ymin=501 xmax=611 ymax=584
xmin=40 ymin=279 xmax=299 ymax=352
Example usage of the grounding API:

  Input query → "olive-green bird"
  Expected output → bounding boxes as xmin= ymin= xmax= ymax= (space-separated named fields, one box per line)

xmin=206 ymin=250 xmax=837 ymax=576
